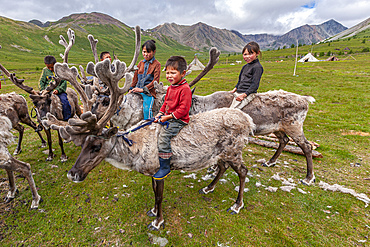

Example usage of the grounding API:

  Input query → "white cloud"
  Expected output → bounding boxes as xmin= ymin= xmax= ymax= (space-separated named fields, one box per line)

xmin=0 ymin=0 xmax=368 ymax=35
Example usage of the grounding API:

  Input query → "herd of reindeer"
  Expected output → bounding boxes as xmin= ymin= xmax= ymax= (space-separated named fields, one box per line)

xmin=0 ymin=26 xmax=316 ymax=230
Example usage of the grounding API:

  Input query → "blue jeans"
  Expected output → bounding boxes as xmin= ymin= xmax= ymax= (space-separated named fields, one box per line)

xmin=140 ymin=92 xmax=154 ymax=120
xmin=57 ymin=92 xmax=72 ymax=121
xmin=158 ymin=119 xmax=187 ymax=158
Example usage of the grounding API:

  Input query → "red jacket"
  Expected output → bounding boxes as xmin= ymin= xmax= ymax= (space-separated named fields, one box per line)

xmin=160 ymin=79 xmax=192 ymax=123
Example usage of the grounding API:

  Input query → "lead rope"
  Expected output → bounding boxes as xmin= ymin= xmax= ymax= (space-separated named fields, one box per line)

xmin=116 ymin=117 xmax=169 ymax=146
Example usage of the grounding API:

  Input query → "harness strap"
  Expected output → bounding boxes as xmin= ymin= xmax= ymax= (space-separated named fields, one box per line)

xmin=115 ymin=95 xmax=127 ymax=116
xmin=116 ymin=117 xmax=169 ymax=146
xmin=30 ymin=107 xmax=37 ymax=118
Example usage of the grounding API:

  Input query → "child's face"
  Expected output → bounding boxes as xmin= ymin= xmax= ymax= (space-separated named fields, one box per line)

xmin=166 ymin=66 xmax=186 ymax=85
xmin=101 ymin=53 xmax=111 ymax=61
xmin=46 ymin=63 xmax=54 ymax=72
xmin=243 ymin=50 xmax=259 ymax=63
xmin=142 ymin=47 xmax=155 ymax=61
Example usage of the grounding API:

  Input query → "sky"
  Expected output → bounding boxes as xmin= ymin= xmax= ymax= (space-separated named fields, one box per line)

xmin=0 ymin=0 xmax=369 ymax=35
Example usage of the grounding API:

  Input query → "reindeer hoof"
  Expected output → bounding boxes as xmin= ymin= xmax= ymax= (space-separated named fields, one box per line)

xmin=147 ymin=208 xmax=157 ymax=217
xmin=60 ymin=156 xmax=68 ymax=163
xmin=41 ymin=143 xmax=47 ymax=148
xmin=262 ymin=162 xmax=276 ymax=167
xmin=226 ymin=201 xmax=244 ymax=214
xmin=147 ymin=220 xmax=164 ymax=231
xmin=199 ymin=187 xmax=215 ymax=195
xmin=301 ymin=174 xmax=316 ymax=186
xmin=4 ymin=189 xmax=19 ymax=203
xmin=13 ymin=149 xmax=22 ymax=155
xmin=30 ymin=197 xmax=43 ymax=209
xmin=4 ymin=197 xmax=15 ymax=203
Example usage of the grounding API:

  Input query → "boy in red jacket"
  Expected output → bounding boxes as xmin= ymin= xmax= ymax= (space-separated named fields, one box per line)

xmin=153 ymin=56 xmax=192 ymax=180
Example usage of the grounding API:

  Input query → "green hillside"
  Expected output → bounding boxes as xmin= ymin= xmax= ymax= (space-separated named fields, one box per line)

xmin=216 ymin=27 xmax=370 ymax=65
xmin=0 ymin=15 xmax=195 ymax=75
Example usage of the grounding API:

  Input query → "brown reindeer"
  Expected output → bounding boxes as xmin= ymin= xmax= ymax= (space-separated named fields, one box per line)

xmin=0 ymin=29 xmax=81 ymax=162
xmin=0 ymin=92 xmax=46 ymax=155
xmin=0 ymin=115 xmax=42 ymax=209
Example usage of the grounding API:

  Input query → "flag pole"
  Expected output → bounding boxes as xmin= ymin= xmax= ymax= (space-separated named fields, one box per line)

xmin=293 ymin=40 xmax=298 ymax=76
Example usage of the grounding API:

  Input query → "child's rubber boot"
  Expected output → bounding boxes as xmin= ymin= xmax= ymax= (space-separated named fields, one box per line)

xmin=153 ymin=157 xmax=171 ymax=180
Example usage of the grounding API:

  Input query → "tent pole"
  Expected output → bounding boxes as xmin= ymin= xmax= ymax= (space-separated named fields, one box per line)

xmin=293 ymin=40 xmax=298 ymax=76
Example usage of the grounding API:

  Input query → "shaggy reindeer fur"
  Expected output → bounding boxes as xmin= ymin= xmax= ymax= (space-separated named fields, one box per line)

xmin=0 ymin=92 xmax=46 ymax=155
xmin=97 ymin=83 xmax=316 ymax=185
xmin=65 ymin=108 xmax=255 ymax=229
xmin=190 ymin=89 xmax=316 ymax=185
xmin=0 ymin=115 xmax=42 ymax=209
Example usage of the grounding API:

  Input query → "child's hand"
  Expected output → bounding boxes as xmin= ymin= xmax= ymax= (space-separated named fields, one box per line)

xmin=160 ymin=115 xmax=172 ymax=122
xmin=236 ymin=93 xmax=247 ymax=101
xmin=131 ymin=88 xmax=144 ymax=93
xmin=229 ymin=88 xmax=237 ymax=93
xmin=154 ymin=113 xmax=163 ymax=123
xmin=53 ymin=90 xmax=58 ymax=94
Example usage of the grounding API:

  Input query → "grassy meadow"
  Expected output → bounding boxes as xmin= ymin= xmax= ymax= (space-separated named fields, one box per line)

xmin=0 ymin=27 xmax=369 ymax=246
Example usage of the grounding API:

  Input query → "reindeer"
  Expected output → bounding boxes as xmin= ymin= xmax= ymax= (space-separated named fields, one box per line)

xmin=91 ymin=47 xmax=316 ymax=185
xmin=0 ymin=92 xmax=47 ymax=155
xmin=42 ymin=30 xmax=255 ymax=229
xmin=0 ymin=46 xmax=46 ymax=155
xmin=0 ymin=29 xmax=81 ymax=162
xmin=0 ymin=115 xmax=42 ymax=209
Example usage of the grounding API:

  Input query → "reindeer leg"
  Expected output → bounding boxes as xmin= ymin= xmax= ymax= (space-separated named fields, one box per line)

xmin=10 ymin=157 xmax=42 ymax=209
xmin=289 ymin=134 xmax=315 ymax=185
xmin=199 ymin=160 xmax=227 ymax=194
xmin=263 ymin=131 xmax=289 ymax=167
xmin=4 ymin=169 xmax=19 ymax=203
xmin=58 ymin=131 xmax=68 ymax=162
xmin=227 ymin=162 xmax=247 ymax=214
xmin=12 ymin=123 xmax=24 ymax=155
xmin=21 ymin=115 xmax=47 ymax=148
xmin=147 ymin=178 xmax=165 ymax=231
xmin=147 ymin=177 xmax=158 ymax=217
xmin=36 ymin=130 xmax=47 ymax=148
xmin=44 ymin=128 xmax=55 ymax=161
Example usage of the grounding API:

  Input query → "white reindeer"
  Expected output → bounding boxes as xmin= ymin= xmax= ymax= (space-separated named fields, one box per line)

xmin=92 ymin=47 xmax=316 ymax=185
xmin=0 ymin=115 xmax=42 ymax=209
xmin=42 ymin=33 xmax=255 ymax=229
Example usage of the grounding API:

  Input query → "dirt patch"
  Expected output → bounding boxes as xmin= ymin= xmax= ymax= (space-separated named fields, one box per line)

xmin=341 ymin=130 xmax=370 ymax=136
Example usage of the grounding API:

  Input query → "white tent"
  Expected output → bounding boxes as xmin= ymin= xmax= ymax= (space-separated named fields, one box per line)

xmin=188 ymin=56 xmax=205 ymax=70
xmin=298 ymin=53 xmax=319 ymax=62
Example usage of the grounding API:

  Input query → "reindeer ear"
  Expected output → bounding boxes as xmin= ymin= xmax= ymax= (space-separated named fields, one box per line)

xmin=103 ymin=127 xmax=118 ymax=139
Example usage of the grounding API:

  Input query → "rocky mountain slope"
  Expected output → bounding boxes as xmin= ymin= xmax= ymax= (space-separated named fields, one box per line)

xmin=326 ymin=17 xmax=370 ymax=41
xmin=151 ymin=19 xmax=347 ymax=52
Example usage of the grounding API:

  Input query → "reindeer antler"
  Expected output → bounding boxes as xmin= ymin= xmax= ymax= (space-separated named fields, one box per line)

xmin=54 ymin=63 xmax=97 ymax=112
xmin=125 ymin=26 xmax=141 ymax=73
xmin=87 ymin=59 xmax=132 ymax=130
xmin=44 ymin=26 xmax=141 ymax=143
xmin=88 ymin=34 xmax=99 ymax=64
xmin=59 ymin=28 xmax=75 ymax=64
xmin=188 ymin=47 xmax=221 ymax=87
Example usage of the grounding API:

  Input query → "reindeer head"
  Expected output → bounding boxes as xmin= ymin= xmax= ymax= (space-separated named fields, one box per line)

xmin=0 ymin=29 xmax=76 ymax=126
xmin=42 ymin=26 xmax=142 ymax=182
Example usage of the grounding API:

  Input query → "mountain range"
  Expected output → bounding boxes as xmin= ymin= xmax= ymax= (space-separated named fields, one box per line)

xmin=149 ymin=19 xmax=347 ymax=52
xmin=2 ymin=12 xmax=368 ymax=54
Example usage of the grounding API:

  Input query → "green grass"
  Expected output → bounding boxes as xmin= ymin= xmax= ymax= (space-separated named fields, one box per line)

xmin=0 ymin=23 xmax=370 ymax=246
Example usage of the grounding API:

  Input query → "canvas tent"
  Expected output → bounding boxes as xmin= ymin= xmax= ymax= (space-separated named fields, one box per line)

xmin=298 ymin=53 xmax=319 ymax=62
xmin=188 ymin=56 xmax=205 ymax=70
